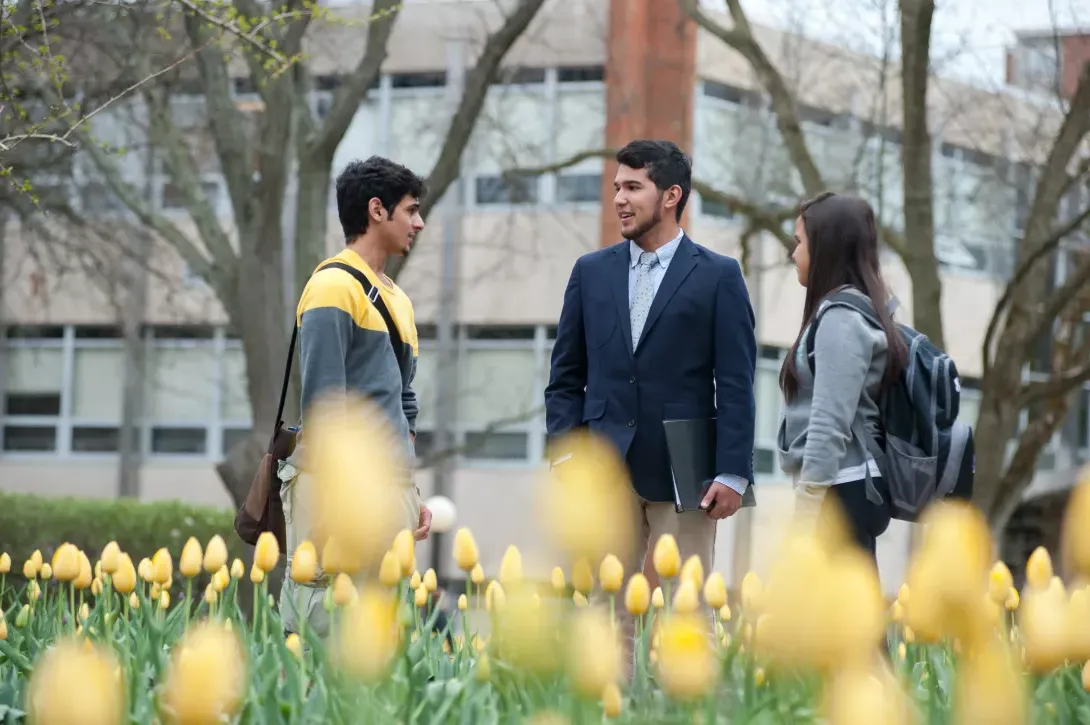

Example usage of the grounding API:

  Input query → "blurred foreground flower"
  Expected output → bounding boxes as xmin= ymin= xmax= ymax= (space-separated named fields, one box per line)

xmin=1062 ymin=470 xmax=1090 ymax=578
xmin=492 ymin=587 xmax=562 ymax=675
xmin=542 ymin=430 xmax=634 ymax=565
xmin=566 ymin=608 xmax=621 ymax=698
xmin=27 ymin=638 xmax=123 ymax=725
xmin=823 ymin=665 xmax=912 ymax=725
xmin=333 ymin=589 xmax=400 ymax=683
xmin=655 ymin=613 xmax=717 ymax=701
xmin=953 ymin=637 xmax=1027 ymax=725
xmin=161 ymin=621 xmax=247 ymax=725
xmin=304 ymin=392 xmax=405 ymax=574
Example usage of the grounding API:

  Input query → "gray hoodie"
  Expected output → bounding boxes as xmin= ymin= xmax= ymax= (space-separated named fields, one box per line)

xmin=777 ymin=288 xmax=889 ymax=486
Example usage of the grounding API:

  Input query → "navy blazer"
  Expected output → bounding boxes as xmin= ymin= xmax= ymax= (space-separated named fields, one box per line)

xmin=544 ymin=235 xmax=757 ymax=503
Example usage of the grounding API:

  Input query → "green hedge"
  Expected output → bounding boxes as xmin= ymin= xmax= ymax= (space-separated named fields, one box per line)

xmin=0 ymin=492 xmax=277 ymax=607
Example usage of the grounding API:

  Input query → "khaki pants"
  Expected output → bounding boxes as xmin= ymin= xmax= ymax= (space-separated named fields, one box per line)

xmin=608 ymin=486 xmax=717 ymax=669
xmin=278 ymin=465 xmax=422 ymax=639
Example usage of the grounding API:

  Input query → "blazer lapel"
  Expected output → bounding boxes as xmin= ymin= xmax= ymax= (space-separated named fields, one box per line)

xmin=635 ymin=235 xmax=698 ymax=352
xmin=611 ymin=245 xmax=634 ymax=357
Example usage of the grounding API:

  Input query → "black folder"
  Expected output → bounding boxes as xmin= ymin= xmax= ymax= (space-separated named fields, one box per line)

xmin=663 ymin=417 xmax=757 ymax=513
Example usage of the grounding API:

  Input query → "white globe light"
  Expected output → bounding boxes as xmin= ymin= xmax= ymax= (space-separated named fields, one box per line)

xmin=425 ymin=495 xmax=457 ymax=533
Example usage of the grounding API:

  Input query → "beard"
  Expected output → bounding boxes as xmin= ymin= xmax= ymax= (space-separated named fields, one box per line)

xmin=620 ymin=206 xmax=663 ymax=242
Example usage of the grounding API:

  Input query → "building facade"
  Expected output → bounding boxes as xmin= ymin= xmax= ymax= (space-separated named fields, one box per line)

xmin=2 ymin=0 xmax=1088 ymax=591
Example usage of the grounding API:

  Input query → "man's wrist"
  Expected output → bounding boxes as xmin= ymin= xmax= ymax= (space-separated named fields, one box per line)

xmin=714 ymin=474 xmax=750 ymax=496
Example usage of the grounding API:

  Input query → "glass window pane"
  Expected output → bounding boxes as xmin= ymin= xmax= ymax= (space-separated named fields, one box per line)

xmin=151 ymin=427 xmax=207 ymax=454
xmin=72 ymin=426 xmax=120 ymax=452
xmin=221 ymin=347 xmax=251 ymax=421
xmin=72 ymin=347 xmax=124 ymax=421
xmin=460 ymin=348 xmax=538 ymax=427
xmin=3 ymin=425 xmax=57 ymax=452
xmin=557 ymin=174 xmax=601 ymax=203
xmin=146 ymin=346 xmax=217 ymax=422
xmin=389 ymin=96 xmax=443 ymax=174
xmin=555 ymin=89 xmax=605 ymax=160
xmin=959 ymin=389 xmax=981 ymax=428
xmin=755 ymin=366 xmax=782 ymax=442
xmin=464 ymin=432 xmax=528 ymax=461
xmin=754 ymin=447 xmax=776 ymax=475
xmin=5 ymin=346 xmax=63 ymax=393
xmin=476 ymin=89 xmax=551 ymax=168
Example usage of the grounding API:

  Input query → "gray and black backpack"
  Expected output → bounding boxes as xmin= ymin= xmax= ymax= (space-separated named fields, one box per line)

xmin=805 ymin=290 xmax=975 ymax=521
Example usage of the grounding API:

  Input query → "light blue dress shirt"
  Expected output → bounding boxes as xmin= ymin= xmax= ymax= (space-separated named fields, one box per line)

xmin=628 ymin=230 xmax=751 ymax=498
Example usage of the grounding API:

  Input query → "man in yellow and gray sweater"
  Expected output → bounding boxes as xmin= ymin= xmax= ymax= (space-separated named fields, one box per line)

xmin=280 ymin=156 xmax=433 ymax=637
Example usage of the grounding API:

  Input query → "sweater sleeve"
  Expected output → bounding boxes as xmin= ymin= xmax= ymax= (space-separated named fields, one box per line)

xmin=799 ymin=307 xmax=874 ymax=485
xmin=297 ymin=270 xmax=359 ymax=419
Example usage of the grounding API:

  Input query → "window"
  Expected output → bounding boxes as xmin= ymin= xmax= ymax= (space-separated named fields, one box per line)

xmin=2 ymin=339 xmax=63 ymax=453
xmin=221 ymin=346 xmax=251 ymax=422
xmin=460 ymin=346 xmax=538 ymax=462
xmin=497 ymin=66 xmax=546 ymax=85
xmin=700 ymin=194 xmax=734 ymax=220
xmin=754 ymin=362 xmax=782 ymax=476
xmin=558 ymin=66 xmax=604 ymax=83
xmin=556 ymin=174 xmax=601 ymax=203
xmin=474 ymin=175 xmax=538 ymax=205
xmin=71 ymin=426 xmax=120 ymax=453
xmin=70 ymin=346 xmax=124 ymax=453
xmin=145 ymin=343 xmax=217 ymax=455
xmin=391 ymin=72 xmax=445 ymax=89
xmin=959 ymin=381 xmax=982 ymax=428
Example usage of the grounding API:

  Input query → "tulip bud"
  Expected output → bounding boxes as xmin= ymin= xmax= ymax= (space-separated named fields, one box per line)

xmin=253 ymin=532 xmax=279 ymax=573
xmin=651 ymin=587 xmax=665 ymax=609
xmin=653 ymin=534 xmax=681 ymax=579
xmin=129 ymin=593 xmax=140 ymax=609
xmin=572 ymin=557 xmax=594 ymax=595
xmin=52 ymin=543 xmax=80 ymax=582
xmin=598 ymin=555 xmax=624 ymax=594
xmin=137 ymin=558 xmax=153 ymax=583
xmin=409 ymin=571 xmax=421 ymax=590
xmin=22 ymin=560 xmax=36 ymax=580
xmin=378 ymin=551 xmax=401 ymax=587
xmin=74 ymin=551 xmax=93 ymax=590
xmin=40 ymin=563 xmax=53 ymax=580
xmin=151 ymin=548 xmax=172 ymax=585
xmin=498 ymin=546 xmax=523 ymax=588
xmin=112 ymin=554 xmax=137 ymax=596
xmin=203 ymin=535 xmax=228 ymax=574
xmin=286 ymin=633 xmax=302 ymax=659
xmin=551 ymin=567 xmax=566 ymax=593
xmin=333 ymin=573 xmax=356 ymax=607
xmin=230 ymin=559 xmax=245 ymax=579
xmin=452 ymin=528 xmax=479 ymax=572
xmin=15 ymin=604 xmax=30 ymax=628
xmin=290 ymin=541 xmax=318 ymax=584
xmin=159 ymin=590 xmax=170 ymax=610
xmin=1025 ymin=547 xmax=1053 ymax=591
xmin=624 ymin=573 xmax=650 ymax=616
xmin=423 ymin=568 xmax=438 ymax=593
xmin=602 ymin=681 xmax=622 ymax=718
xmin=673 ymin=580 xmax=700 ymax=614
xmin=470 ymin=563 xmax=485 ymax=585
xmin=249 ymin=566 xmax=265 ymax=585
xmin=703 ymin=572 xmax=728 ymax=609
xmin=414 ymin=585 xmax=428 ymax=608
xmin=179 ymin=537 xmax=203 ymax=579
xmin=0 ymin=552 xmax=10 ymax=574
xmin=99 ymin=541 xmax=121 ymax=575
xmin=391 ymin=529 xmax=415 ymax=578
xmin=458 ymin=594 xmax=468 ymax=611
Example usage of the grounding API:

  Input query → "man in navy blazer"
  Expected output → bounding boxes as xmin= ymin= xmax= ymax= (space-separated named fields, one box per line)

xmin=545 ymin=140 xmax=757 ymax=603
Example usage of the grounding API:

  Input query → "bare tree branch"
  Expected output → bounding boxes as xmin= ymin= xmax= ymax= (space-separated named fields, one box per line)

xmin=386 ymin=0 xmax=549 ymax=281
xmin=678 ymin=0 xmax=823 ymax=195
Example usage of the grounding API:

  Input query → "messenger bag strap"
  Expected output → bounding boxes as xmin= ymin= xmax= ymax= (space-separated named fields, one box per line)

xmin=271 ymin=324 xmax=299 ymax=446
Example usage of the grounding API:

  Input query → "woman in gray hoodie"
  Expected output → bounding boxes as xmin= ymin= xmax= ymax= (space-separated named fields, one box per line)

xmin=777 ymin=191 xmax=908 ymax=561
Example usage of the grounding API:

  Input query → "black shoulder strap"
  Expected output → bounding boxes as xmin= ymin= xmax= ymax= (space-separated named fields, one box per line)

xmin=271 ymin=261 xmax=412 ymax=436
xmin=804 ymin=291 xmax=881 ymax=373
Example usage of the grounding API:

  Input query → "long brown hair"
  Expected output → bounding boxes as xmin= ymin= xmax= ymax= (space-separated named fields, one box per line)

xmin=779 ymin=192 xmax=908 ymax=400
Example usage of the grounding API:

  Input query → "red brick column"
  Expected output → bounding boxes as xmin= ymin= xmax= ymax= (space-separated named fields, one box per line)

xmin=599 ymin=0 xmax=697 ymax=248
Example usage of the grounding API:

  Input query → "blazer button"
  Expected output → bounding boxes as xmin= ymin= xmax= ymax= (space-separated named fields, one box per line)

xmin=627 ymin=419 xmax=635 ymax=427
xmin=629 ymin=376 xmax=636 ymax=383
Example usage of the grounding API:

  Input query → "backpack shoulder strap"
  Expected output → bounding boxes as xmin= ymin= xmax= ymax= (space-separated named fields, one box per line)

xmin=805 ymin=290 xmax=883 ymax=373
xmin=320 ymin=261 xmax=412 ymax=380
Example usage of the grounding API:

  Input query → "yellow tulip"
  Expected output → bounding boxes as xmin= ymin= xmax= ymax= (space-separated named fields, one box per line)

xmin=112 ymin=554 xmax=137 ymax=595
xmin=1025 ymin=546 xmax=1053 ymax=591
xmin=230 ymin=559 xmax=245 ymax=579
xmin=1062 ymin=476 xmax=1090 ymax=579
xmin=321 ymin=537 xmax=361 ymax=576
xmin=656 ymin=613 xmax=717 ymax=701
xmin=79 ymin=602 xmax=90 ymax=622
xmin=392 ymin=529 xmax=415 ymax=578
xmin=202 ymin=535 xmax=228 ymax=574
xmin=204 ymin=585 xmax=217 ymax=605
xmin=602 ymin=681 xmax=622 ymax=718
xmin=572 ymin=557 xmax=594 ymax=595
xmin=573 ymin=591 xmax=589 ymax=608
xmin=423 ymin=568 xmax=438 ymax=593
xmin=703 ymin=572 xmax=728 ymax=609
xmin=91 ymin=578 xmax=102 ymax=596
xmin=719 ymin=604 xmax=731 ymax=621
xmin=953 ymin=636 xmax=1027 ymax=725
xmin=824 ymin=665 xmax=911 ymax=725
xmin=29 ymin=549 xmax=42 ymax=572
xmin=0 ymin=552 xmax=10 ymax=574
xmin=470 ymin=563 xmax=485 ymax=585
xmin=99 ymin=542 xmax=120 ymax=575
xmin=138 ymin=558 xmax=153 ymax=583
xmin=0 ymin=618 xmax=6 ymax=641
xmin=989 ymin=561 xmax=1014 ymax=604
xmin=1006 ymin=587 xmax=1020 ymax=611
xmin=550 ymin=567 xmax=566 ymax=593
xmin=74 ymin=551 xmax=93 ymax=590
xmin=210 ymin=568 xmax=227 ymax=593
xmin=161 ymin=622 xmax=247 ymax=725
xmin=652 ymin=587 xmax=665 ymax=609
xmin=253 ymin=532 xmax=279 ymax=573
xmin=290 ymin=541 xmax=318 ymax=584
xmin=673 ymin=580 xmax=700 ymax=614
xmin=409 ymin=571 xmax=421 ymax=590
xmin=333 ymin=573 xmax=356 ymax=607
xmin=159 ymin=590 xmax=171 ymax=610
xmin=285 ymin=633 xmax=303 ymax=659
xmin=378 ymin=551 xmax=401 ymax=587
xmin=485 ymin=581 xmax=506 ymax=612
xmin=624 ymin=573 xmax=650 ymax=616
xmin=15 ymin=604 xmax=30 ymax=628
xmin=332 ymin=589 xmax=400 ymax=683
xmin=52 ymin=543 xmax=80 ymax=582
xmin=890 ymin=600 xmax=905 ymax=623
xmin=151 ymin=548 xmax=173 ymax=585
xmin=653 ymin=534 xmax=681 ymax=579
xmin=40 ymin=563 xmax=53 ymax=580
xmin=599 ymin=555 xmax=624 ymax=594
xmin=250 ymin=566 xmax=265 ymax=585
xmin=22 ymin=559 xmax=37 ymax=580
xmin=27 ymin=580 xmax=40 ymax=603
xmin=452 ymin=528 xmax=479 ymax=572
xmin=179 ymin=537 xmax=203 ymax=579
xmin=414 ymin=585 xmax=428 ymax=608
xmin=680 ymin=555 xmax=704 ymax=592
xmin=498 ymin=546 xmax=523 ymax=588
xmin=26 ymin=638 xmax=124 ymax=725
xmin=475 ymin=653 xmax=491 ymax=681
xmin=566 ymin=609 xmax=621 ymax=698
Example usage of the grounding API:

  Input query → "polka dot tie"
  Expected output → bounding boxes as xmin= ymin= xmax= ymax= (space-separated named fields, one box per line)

xmin=630 ymin=251 xmax=658 ymax=349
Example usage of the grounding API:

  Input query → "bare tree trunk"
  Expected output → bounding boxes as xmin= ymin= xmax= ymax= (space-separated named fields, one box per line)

xmin=897 ymin=0 xmax=944 ymax=351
